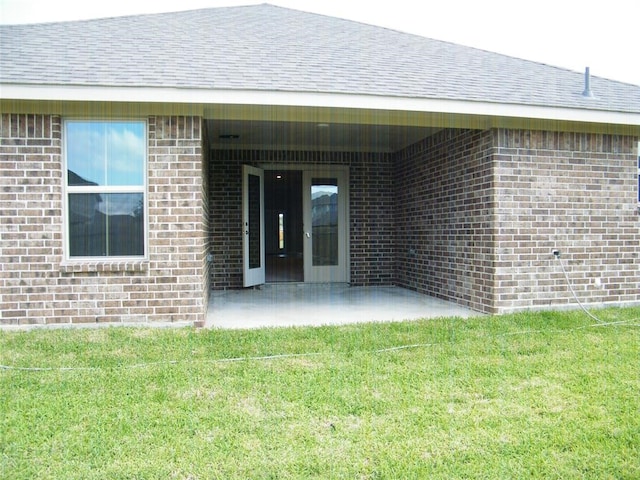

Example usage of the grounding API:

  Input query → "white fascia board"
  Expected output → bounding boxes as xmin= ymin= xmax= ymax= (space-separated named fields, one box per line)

xmin=2 ymin=83 xmax=639 ymax=126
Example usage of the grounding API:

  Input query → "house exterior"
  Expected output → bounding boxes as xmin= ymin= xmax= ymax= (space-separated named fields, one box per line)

xmin=1 ymin=4 xmax=639 ymax=326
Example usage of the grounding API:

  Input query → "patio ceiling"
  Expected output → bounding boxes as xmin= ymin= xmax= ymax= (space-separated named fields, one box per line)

xmin=206 ymin=119 xmax=440 ymax=153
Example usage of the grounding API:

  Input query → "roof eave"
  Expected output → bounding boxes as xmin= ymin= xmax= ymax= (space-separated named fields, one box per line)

xmin=1 ymin=83 xmax=639 ymax=130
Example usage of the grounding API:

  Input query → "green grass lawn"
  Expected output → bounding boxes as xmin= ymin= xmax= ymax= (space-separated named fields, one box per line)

xmin=1 ymin=308 xmax=639 ymax=479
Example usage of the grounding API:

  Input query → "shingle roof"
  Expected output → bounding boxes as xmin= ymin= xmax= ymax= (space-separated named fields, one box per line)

xmin=1 ymin=4 xmax=639 ymax=113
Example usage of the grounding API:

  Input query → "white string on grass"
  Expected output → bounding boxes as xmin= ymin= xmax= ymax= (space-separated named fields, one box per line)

xmin=1 ymin=320 xmax=637 ymax=372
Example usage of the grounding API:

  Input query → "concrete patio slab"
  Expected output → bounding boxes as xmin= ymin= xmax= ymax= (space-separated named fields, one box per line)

xmin=206 ymin=284 xmax=480 ymax=329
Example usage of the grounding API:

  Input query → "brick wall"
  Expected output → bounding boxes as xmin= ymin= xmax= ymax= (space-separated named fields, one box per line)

xmin=146 ymin=116 xmax=207 ymax=323
xmin=208 ymin=149 xmax=393 ymax=288
xmin=4 ymin=115 xmax=635 ymax=325
xmin=493 ymin=129 xmax=640 ymax=312
xmin=393 ymin=128 xmax=639 ymax=314
xmin=0 ymin=114 xmax=208 ymax=325
xmin=393 ymin=129 xmax=497 ymax=313
xmin=200 ymin=123 xmax=211 ymax=325
xmin=1 ymin=114 xmax=64 ymax=323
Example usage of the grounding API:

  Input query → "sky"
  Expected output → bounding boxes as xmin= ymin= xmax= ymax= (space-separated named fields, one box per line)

xmin=1 ymin=0 xmax=639 ymax=86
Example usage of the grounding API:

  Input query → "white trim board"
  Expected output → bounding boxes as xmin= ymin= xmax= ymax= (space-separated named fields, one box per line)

xmin=2 ymin=84 xmax=639 ymax=127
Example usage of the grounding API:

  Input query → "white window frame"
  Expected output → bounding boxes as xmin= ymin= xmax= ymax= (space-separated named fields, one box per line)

xmin=63 ymin=119 xmax=148 ymax=260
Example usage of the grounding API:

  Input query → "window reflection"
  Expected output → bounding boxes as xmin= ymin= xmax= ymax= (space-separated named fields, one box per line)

xmin=311 ymin=179 xmax=338 ymax=266
xmin=66 ymin=121 xmax=145 ymax=187
xmin=68 ymin=192 xmax=144 ymax=257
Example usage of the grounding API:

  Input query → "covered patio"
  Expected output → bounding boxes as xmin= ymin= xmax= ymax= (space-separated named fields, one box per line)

xmin=206 ymin=284 xmax=480 ymax=329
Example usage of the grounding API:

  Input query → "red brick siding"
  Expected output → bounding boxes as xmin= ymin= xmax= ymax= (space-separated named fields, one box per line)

xmin=394 ymin=129 xmax=497 ymax=313
xmin=208 ymin=149 xmax=394 ymax=288
xmin=1 ymin=115 xmax=207 ymax=325
xmin=493 ymin=129 xmax=640 ymax=312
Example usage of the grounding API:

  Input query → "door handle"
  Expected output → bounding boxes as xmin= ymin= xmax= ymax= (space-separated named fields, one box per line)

xmin=305 ymin=232 xmax=311 ymax=238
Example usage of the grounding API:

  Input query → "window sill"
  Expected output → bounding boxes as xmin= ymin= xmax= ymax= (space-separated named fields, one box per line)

xmin=60 ymin=260 xmax=149 ymax=274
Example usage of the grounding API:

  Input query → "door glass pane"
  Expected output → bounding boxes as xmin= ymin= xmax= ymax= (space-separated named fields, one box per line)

xmin=248 ymin=173 xmax=261 ymax=269
xmin=311 ymin=178 xmax=338 ymax=266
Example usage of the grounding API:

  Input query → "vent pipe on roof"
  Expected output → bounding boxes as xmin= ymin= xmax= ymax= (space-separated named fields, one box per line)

xmin=582 ymin=67 xmax=594 ymax=97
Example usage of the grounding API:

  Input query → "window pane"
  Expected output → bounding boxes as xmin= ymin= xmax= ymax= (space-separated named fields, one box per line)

xmin=311 ymin=178 xmax=338 ymax=266
xmin=67 ymin=121 xmax=145 ymax=187
xmin=68 ymin=193 xmax=144 ymax=257
xmin=279 ymin=213 xmax=285 ymax=250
